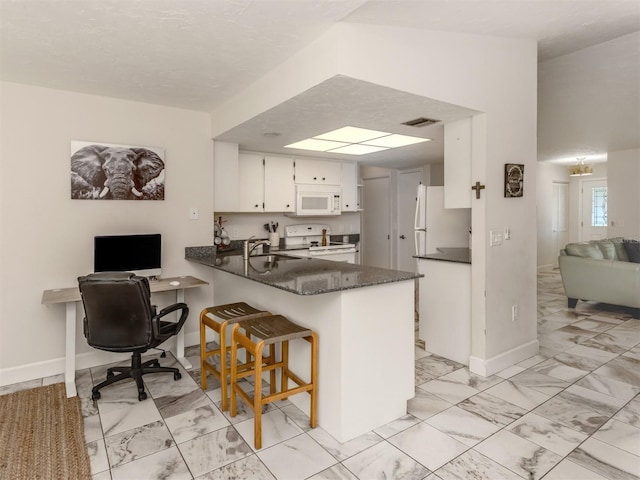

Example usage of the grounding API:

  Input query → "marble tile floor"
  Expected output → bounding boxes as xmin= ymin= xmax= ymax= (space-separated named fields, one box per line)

xmin=2 ymin=268 xmax=639 ymax=479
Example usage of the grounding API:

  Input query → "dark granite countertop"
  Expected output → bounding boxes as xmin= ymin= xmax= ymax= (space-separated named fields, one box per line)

xmin=186 ymin=246 xmax=420 ymax=295
xmin=415 ymin=248 xmax=471 ymax=264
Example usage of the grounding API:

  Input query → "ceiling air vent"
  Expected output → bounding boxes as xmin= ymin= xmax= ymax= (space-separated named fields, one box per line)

xmin=401 ymin=117 xmax=440 ymax=127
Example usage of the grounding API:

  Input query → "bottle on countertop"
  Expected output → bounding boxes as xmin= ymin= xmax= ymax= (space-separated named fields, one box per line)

xmin=322 ymin=229 xmax=327 ymax=246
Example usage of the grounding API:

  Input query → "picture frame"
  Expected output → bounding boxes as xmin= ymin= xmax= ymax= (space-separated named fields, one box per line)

xmin=504 ymin=163 xmax=524 ymax=198
xmin=70 ymin=140 xmax=165 ymax=200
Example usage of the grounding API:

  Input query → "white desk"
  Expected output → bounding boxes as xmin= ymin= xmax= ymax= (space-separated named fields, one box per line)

xmin=42 ymin=275 xmax=208 ymax=398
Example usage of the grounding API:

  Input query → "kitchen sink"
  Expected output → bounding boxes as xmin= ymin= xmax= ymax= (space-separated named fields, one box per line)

xmin=251 ymin=254 xmax=301 ymax=262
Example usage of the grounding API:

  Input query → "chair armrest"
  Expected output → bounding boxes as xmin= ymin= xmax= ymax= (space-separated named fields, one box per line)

xmin=152 ymin=303 xmax=189 ymax=339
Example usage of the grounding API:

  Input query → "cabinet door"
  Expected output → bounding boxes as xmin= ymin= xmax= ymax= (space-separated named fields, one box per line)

xmin=444 ymin=117 xmax=472 ymax=208
xmin=341 ymin=162 xmax=359 ymax=211
xmin=295 ymin=158 xmax=341 ymax=185
xmin=264 ymin=156 xmax=295 ymax=212
xmin=237 ymin=153 xmax=264 ymax=212
xmin=213 ymin=141 xmax=239 ymax=211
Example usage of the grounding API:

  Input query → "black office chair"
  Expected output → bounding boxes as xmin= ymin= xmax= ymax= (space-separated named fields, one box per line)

xmin=78 ymin=271 xmax=189 ymax=401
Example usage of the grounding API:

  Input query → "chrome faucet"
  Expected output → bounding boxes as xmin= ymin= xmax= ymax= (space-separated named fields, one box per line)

xmin=243 ymin=236 xmax=271 ymax=260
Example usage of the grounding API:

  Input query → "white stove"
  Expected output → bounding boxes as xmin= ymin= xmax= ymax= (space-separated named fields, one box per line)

xmin=284 ymin=224 xmax=357 ymax=263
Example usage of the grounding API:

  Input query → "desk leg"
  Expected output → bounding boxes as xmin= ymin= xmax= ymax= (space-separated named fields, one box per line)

xmin=64 ymin=301 xmax=77 ymax=398
xmin=175 ymin=288 xmax=192 ymax=370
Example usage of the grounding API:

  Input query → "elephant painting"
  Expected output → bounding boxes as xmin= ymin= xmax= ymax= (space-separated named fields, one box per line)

xmin=70 ymin=142 xmax=165 ymax=200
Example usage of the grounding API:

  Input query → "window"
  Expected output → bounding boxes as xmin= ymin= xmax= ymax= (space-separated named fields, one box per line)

xmin=591 ymin=186 xmax=607 ymax=227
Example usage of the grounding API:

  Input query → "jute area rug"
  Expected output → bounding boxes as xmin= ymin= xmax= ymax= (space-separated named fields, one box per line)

xmin=0 ymin=383 xmax=91 ymax=479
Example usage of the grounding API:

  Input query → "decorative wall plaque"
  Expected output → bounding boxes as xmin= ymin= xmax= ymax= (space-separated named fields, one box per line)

xmin=504 ymin=163 xmax=524 ymax=198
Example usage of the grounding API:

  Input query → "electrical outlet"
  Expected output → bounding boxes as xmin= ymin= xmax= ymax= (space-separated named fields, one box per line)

xmin=189 ymin=207 xmax=199 ymax=220
xmin=512 ymin=304 xmax=518 ymax=322
xmin=490 ymin=230 xmax=503 ymax=246
xmin=504 ymin=226 xmax=511 ymax=240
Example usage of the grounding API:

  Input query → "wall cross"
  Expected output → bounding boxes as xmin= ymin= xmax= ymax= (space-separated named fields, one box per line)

xmin=471 ymin=181 xmax=486 ymax=199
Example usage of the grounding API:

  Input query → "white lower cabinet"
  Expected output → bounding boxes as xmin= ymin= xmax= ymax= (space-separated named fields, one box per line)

xmin=418 ymin=258 xmax=471 ymax=365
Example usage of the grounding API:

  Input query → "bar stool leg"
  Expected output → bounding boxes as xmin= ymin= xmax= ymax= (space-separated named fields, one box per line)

xmin=310 ymin=332 xmax=318 ymax=428
xmin=229 ymin=324 xmax=239 ymax=417
xmin=254 ymin=341 xmax=265 ymax=450
xmin=281 ymin=340 xmax=289 ymax=399
xmin=218 ymin=321 xmax=229 ymax=411
xmin=200 ymin=314 xmax=208 ymax=390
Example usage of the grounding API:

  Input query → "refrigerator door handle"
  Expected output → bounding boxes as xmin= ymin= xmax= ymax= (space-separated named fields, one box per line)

xmin=414 ymin=229 xmax=425 ymax=256
xmin=414 ymin=185 xmax=426 ymax=230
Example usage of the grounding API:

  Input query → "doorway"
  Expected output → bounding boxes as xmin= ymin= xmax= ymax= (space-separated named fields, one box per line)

xmin=580 ymin=178 xmax=608 ymax=241
xmin=362 ymin=176 xmax=391 ymax=268
xmin=552 ymin=181 xmax=569 ymax=264
xmin=397 ymin=170 xmax=423 ymax=272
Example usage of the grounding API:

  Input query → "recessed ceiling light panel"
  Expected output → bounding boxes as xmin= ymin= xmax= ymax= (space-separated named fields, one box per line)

xmin=363 ymin=134 xmax=431 ymax=148
xmin=284 ymin=138 xmax=349 ymax=152
xmin=315 ymin=126 xmax=390 ymax=143
xmin=327 ymin=144 xmax=389 ymax=155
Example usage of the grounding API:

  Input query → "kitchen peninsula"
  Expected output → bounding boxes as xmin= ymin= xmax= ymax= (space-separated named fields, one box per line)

xmin=186 ymin=246 xmax=420 ymax=442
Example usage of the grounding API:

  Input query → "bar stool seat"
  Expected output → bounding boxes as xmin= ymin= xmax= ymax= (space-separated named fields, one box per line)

xmin=230 ymin=314 xmax=318 ymax=449
xmin=199 ymin=302 xmax=272 ymax=411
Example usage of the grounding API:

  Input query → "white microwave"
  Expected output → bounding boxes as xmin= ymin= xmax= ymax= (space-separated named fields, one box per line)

xmin=294 ymin=185 xmax=341 ymax=216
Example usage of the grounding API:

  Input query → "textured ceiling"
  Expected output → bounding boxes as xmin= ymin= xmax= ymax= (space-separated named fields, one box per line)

xmin=1 ymin=0 xmax=638 ymax=167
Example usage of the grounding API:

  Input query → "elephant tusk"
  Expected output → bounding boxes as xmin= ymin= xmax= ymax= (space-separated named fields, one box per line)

xmin=131 ymin=187 xmax=143 ymax=197
xmin=99 ymin=186 xmax=110 ymax=198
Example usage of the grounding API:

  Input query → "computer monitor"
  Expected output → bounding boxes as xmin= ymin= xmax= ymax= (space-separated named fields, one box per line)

xmin=94 ymin=234 xmax=161 ymax=278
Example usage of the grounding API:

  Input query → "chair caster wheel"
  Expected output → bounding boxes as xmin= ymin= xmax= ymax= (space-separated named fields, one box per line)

xmin=174 ymin=372 xmax=181 ymax=381
xmin=91 ymin=391 xmax=101 ymax=400
xmin=138 ymin=391 xmax=147 ymax=401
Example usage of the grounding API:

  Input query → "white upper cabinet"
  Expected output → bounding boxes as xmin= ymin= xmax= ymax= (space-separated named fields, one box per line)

xmin=214 ymin=141 xmax=240 ymax=212
xmin=237 ymin=152 xmax=265 ymax=212
xmin=264 ymin=155 xmax=295 ymax=212
xmin=341 ymin=162 xmax=359 ymax=212
xmin=295 ymin=158 xmax=341 ymax=185
xmin=444 ymin=117 xmax=472 ymax=208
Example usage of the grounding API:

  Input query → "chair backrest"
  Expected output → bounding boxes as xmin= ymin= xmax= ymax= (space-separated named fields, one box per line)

xmin=78 ymin=272 xmax=154 ymax=352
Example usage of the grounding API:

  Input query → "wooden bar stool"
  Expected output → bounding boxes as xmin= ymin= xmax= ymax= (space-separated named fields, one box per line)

xmin=230 ymin=314 xmax=318 ymax=449
xmin=199 ymin=302 xmax=272 ymax=411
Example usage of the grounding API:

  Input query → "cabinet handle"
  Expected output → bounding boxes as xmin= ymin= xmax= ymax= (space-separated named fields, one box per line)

xmin=254 ymin=204 xmax=259 ymax=208
xmin=313 ymin=176 xmax=317 ymax=180
xmin=322 ymin=177 xmax=326 ymax=181
xmin=286 ymin=204 xmax=290 ymax=208
xmin=400 ymin=235 xmax=406 ymax=239
xmin=345 ymin=204 xmax=349 ymax=208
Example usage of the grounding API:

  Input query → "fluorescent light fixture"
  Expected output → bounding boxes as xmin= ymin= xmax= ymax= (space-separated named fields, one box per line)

xmin=285 ymin=125 xmax=431 ymax=155
xmin=284 ymin=138 xmax=350 ymax=152
xmin=363 ymin=134 xmax=431 ymax=148
xmin=328 ymin=144 xmax=389 ymax=155
xmin=315 ymin=126 xmax=390 ymax=143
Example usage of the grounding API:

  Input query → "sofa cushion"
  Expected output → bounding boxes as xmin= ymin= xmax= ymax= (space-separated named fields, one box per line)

xmin=596 ymin=240 xmax=618 ymax=260
xmin=565 ymin=242 xmax=605 ymax=259
xmin=610 ymin=237 xmax=629 ymax=262
xmin=624 ymin=239 xmax=640 ymax=263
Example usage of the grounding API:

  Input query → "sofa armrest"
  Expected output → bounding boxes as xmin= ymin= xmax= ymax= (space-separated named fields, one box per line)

xmin=558 ymin=255 xmax=640 ymax=308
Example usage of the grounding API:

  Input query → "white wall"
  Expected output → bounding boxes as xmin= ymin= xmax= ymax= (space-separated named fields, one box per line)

xmin=0 ymin=82 xmax=214 ymax=382
xmin=608 ymin=148 xmax=640 ymax=240
xmin=211 ymin=23 xmax=538 ymax=373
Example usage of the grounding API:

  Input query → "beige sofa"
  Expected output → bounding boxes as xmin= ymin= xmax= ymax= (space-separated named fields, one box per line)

xmin=558 ymin=238 xmax=640 ymax=318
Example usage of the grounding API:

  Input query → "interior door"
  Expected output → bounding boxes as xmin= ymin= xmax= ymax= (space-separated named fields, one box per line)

xmin=581 ymin=178 xmax=608 ymax=240
xmin=397 ymin=170 xmax=422 ymax=272
xmin=552 ymin=181 xmax=569 ymax=264
xmin=362 ymin=176 xmax=390 ymax=268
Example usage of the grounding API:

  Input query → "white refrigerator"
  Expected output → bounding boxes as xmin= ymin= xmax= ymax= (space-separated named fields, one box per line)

xmin=414 ymin=185 xmax=471 ymax=255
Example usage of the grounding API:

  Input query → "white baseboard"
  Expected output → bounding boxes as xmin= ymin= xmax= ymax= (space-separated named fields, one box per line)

xmin=0 ymin=334 xmax=203 ymax=388
xmin=469 ymin=339 xmax=539 ymax=377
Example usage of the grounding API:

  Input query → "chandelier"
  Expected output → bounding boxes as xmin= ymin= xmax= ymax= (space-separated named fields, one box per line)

xmin=568 ymin=157 xmax=593 ymax=176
